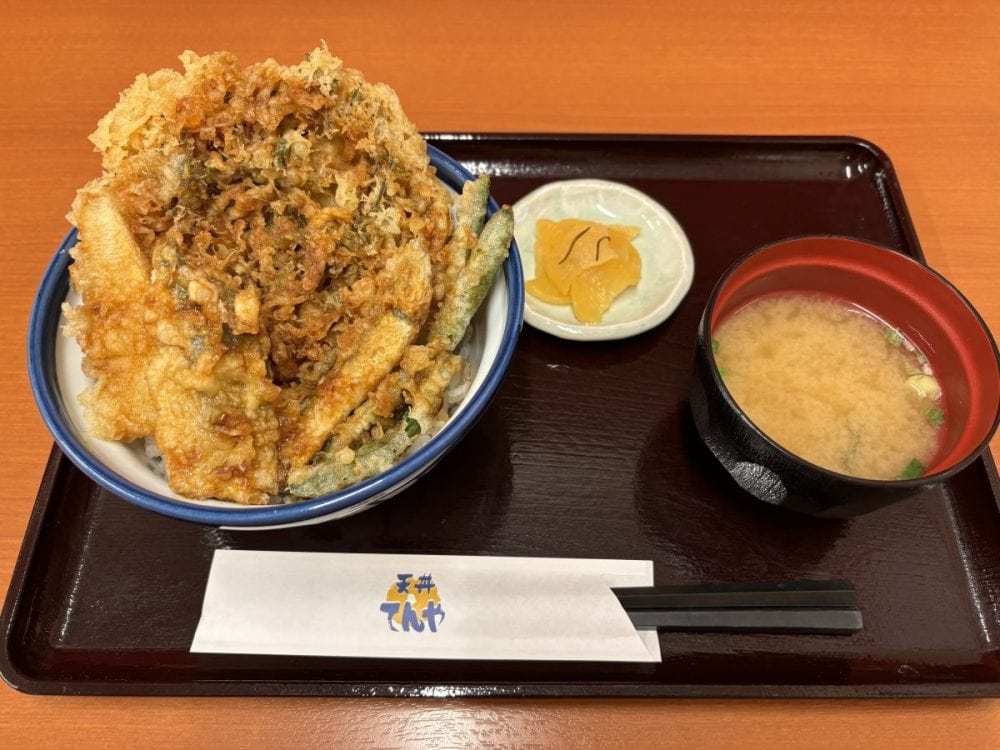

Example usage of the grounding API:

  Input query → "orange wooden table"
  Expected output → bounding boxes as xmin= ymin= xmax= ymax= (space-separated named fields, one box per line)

xmin=2 ymin=1 xmax=999 ymax=746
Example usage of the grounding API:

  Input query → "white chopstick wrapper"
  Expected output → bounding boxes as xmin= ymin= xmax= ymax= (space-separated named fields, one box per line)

xmin=191 ymin=551 xmax=660 ymax=662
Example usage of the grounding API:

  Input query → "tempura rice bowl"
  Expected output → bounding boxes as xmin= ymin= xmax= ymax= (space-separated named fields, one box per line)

xmin=29 ymin=147 xmax=524 ymax=527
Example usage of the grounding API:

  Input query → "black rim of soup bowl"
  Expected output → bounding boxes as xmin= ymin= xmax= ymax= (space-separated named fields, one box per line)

xmin=690 ymin=235 xmax=1000 ymax=518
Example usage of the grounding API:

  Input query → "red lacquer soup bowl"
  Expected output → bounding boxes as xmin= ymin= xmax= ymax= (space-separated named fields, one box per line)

xmin=690 ymin=236 xmax=1000 ymax=518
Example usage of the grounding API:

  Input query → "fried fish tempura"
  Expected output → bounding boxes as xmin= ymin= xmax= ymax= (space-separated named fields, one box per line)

xmin=64 ymin=47 xmax=506 ymax=504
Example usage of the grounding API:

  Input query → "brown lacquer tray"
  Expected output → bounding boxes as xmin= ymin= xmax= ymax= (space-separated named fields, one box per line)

xmin=4 ymin=135 xmax=1000 ymax=697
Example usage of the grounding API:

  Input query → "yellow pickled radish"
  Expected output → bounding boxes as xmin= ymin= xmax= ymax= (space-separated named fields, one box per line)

xmin=540 ymin=220 xmax=633 ymax=295
xmin=527 ymin=217 xmax=642 ymax=323
xmin=525 ymin=275 xmax=570 ymax=305
xmin=570 ymin=246 xmax=642 ymax=323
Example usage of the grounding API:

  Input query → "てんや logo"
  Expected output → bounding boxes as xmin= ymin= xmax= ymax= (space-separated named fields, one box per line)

xmin=379 ymin=573 xmax=445 ymax=632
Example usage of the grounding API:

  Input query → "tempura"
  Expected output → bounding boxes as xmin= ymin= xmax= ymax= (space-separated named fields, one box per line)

xmin=65 ymin=47 xmax=512 ymax=503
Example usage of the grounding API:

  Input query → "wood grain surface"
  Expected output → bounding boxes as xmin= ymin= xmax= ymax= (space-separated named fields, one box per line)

xmin=1 ymin=1 xmax=999 ymax=747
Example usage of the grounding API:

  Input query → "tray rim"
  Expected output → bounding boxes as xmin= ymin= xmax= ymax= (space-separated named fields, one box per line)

xmin=5 ymin=132 xmax=1000 ymax=698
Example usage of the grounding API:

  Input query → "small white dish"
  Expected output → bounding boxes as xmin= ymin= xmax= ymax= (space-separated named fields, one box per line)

xmin=513 ymin=179 xmax=694 ymax=341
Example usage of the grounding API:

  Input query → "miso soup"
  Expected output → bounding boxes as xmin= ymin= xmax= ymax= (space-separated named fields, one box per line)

xmin=712 ymin=295 xmax=944 ymax=480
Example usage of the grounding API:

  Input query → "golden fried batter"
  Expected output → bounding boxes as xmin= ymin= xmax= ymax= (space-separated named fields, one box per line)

xmin=66 ymin=47 xmax=456 ymax=503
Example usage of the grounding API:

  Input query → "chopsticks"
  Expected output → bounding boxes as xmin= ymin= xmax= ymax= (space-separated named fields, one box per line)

xmin=613 ymin=580 xmax=862 ymax=635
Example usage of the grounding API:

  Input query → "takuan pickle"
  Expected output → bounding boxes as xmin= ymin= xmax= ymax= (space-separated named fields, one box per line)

xmin=526 ymin=218 xmax=642 ymax=323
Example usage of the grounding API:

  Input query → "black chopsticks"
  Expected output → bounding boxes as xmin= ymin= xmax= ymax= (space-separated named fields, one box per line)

xmin=613 ymin=580 xmax=862 ymax=635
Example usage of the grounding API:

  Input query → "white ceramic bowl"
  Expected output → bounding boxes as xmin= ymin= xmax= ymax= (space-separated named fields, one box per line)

xmin=28 ymin=146 xmax=524 ymax=528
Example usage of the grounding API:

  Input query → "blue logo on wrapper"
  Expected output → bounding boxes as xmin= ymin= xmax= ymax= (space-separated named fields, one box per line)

xmin=380 ymin=573 xmax=445 ymax=632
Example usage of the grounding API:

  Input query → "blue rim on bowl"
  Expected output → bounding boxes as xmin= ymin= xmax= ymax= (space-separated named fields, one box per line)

xmin=27 ymin=145 xmax=524 ymax=526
